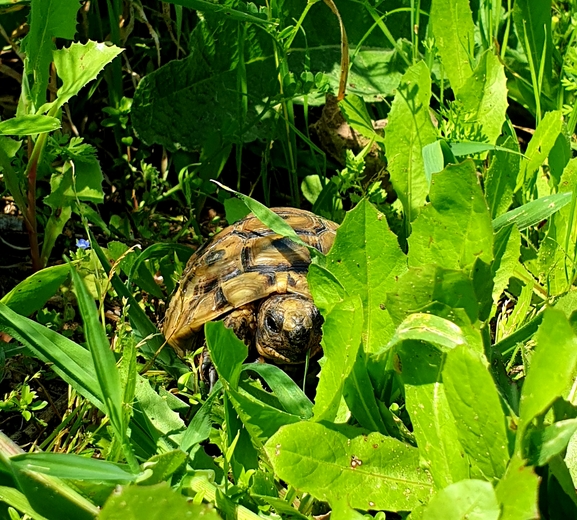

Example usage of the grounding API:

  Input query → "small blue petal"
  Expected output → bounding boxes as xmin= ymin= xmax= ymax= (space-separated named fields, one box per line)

xmin=76 ymin=239 xmax=90 ymax=250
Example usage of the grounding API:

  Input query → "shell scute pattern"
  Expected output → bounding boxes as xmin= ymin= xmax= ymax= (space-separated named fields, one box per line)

xmin=163 ymin=208 xmax=337 ymax=351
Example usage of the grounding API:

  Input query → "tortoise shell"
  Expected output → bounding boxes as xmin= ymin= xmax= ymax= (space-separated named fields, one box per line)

xmin=163 ymin=207 xmax=338 ymax=353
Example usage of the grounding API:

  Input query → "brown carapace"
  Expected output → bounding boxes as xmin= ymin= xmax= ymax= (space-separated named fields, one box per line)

xmin=163 ymin=208 xmax=338 ymax=363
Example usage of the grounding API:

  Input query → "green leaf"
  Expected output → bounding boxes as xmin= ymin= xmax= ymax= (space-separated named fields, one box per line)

xmin=387 ymin=313 xmax=469 ymax=352
xmin=0 ymin=115 xmax=60 ymax=136
xmin=227 ymin=385 xmax=301 ymax=449
xmin=527 ymin=419 xmax=577 ymax=467
xmin=1 ymin=264 xmax=70 ymax=316
xmin=0 ymin=303 xmax=103 ymax=409
xmin=485 ymin=136 xmax=522 ymax=219
xmin=51 ymin=41 xmax=123 ymax=112
xmin=339 ymin=94 xmax=385 ymax=144
xmin=430 ymin=0 xmax=475 ymax=93
xmin=495 ymin=455 xmax=540 ymax=520
xmin=166 ymin=0 xmax=270 ymax=24
xmin=408 ymin=160 xmax=494 ymax=271
xmin=0 ymin=486 xmax=49 ymax=520
xmin=20 ymin=0 xmax=80 ymax=109
xmin=10 ymin=453 xmax=137 ymax=482
xmin=322 ymin=200 xmax=407 ymax=353
xmin=421 ymin=480 xmax=500 ymax=520
xmin=264 ymin=422 xmax=433 ymax=512
xmin=100 ymin=483 xmax=219 ymax=519
xmin=442 ymin=344 xmax=510 ymax=481
xmin=518 ymin=110 xmax=563 ymax=193
xmin=344 ymin=346 xmax=399 ymax=437
xmin=68 ymin=263 xmax=124 ymax=437
xmin=132 ymin=15 xmax=278 ymax=150
xmin=492 ymin=192 xmax=572 ymax=232
xmin=211 ymin=181 xmax=314 ymax=253
xmin=386 ymin=265 xmax=481 ymax=328
xmin=44 ymin=159 xmax=104 ymax=208
xmin=513 ymin=0 xmax=553 ymax=96
xmin=223 ymin=197 xmax=250 ymax=224
xmin=518 ymin=309 xmax=577 ymax=449
xmin=138 ymin=451 xmax=188 ymax=486
xmin=422 ymin=141 xmax=444 ymax=185
xmin=0 ymin=137 xmax=27 ymax=222
xmin=384 ymin=61 xmax=437 ymax=222
xmin=491 ymin=225 xmax=521 ymax=305
xmin=537 ymin=158 xmax=577 ymax=295
xmin=313 ymin=296 xmax=363 ymax=422
xmin=243 ymin=364 xmax=313 ymax=419
xmin=89 ymin=231 xmax=188 ymax=379
xmin=456 ymin=51 xmax=508 ymax=147
xmin=395 ymin=338 xmax=469 ymax=489
xmin=204 ymin=320 xmax=247 ymax=390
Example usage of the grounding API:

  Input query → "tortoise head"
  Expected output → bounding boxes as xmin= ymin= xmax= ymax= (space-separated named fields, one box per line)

xmin=255 ymin=294 xmax=323 ymax=363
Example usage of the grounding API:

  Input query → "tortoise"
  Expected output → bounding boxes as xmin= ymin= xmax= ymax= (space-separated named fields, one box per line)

xmin=163 ymin=208 xmax=338 ymax=365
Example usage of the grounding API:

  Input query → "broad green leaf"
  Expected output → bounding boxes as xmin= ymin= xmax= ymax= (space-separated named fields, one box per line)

xmin=69 ymin=264 xmax=124 ymax=437
xmin=456 ymin=51 xmax=508 ymax=147
xmin=313 ymin=296 xmax=363 ymax=421
xmin=0 ymin=486 xmax=49 ymax=520
xmin=132 ymin=15 xmax=278 ymax=150
xmin=518 ymin=309 xmax=577 ymax=449
xmin=265 ymin=422 xmax=433 ymax=512
xmin=527 ymin=419 xmax=577 ymax=467
xmin=1 ymin=264 xmax=70 ymax=316
xmin=204 ymin=320 xmax=247 ymax=390
xmin=20 ymin=0 xmax=80 ymax=109
xmin=344 ymin=346 xmax=399 ymax=437
xmin=41 ymin=206 xmax=72 ymax=268
xmin=442 ymin=344 xmax=510 ymax=481
xmin=44 ymin=159 xmax=104 ymax=208
xmin=485 ymin=136 xmax=521 ymax=218
xmin=513 ymin=0 xmax=553 ymax=97
xmin=100 ymin=483 xmax=219 ymax=519
xmin=491 ymin=225 xmax=521 ymax=305
xmin=386 ymin=265 xmax=480 ymax=328
xmin=308 ymin=264 xmax=346 ymax=316
xmin=384 ymin=61 xmax=437 ymax=222
xmin=430 ymin=0 xmax=475 ymax=92
xmin=492 ymin=192 xmax=572 ymax=232
xmin=395 ymin=339 xmax=469 ymax=489
xmin=223 ymin=197 xmax=250 ymax=224
xmin=323 ymin=200 xmax=407 ymax=353
xmin=422 ymin=141 xmax=444 ymax=185
xmin=244 ymin=364 xmax=313 ymax=418
xmin=408 ymin=160 xmax=494 ymax=271
xmin=495 ymin=455 xmax=540 ymax=520
xmin=10 ymin=453 xmax=137 ymax=482
xmin=387 ymin=313 xmax=469 ymax=352
xmin=138 ymin=451 xmax=188 ymax=486
xmin=0 ymin=115 xmax=60 ymax=135
xmin=537 ymin=158 xmax=577 ymax=295
xmin=518 ymin=110 xmax=563 ymax=193
xmin=339 ymin=94 xmax=385 ymax=144
xmin=51 ymin=41 xmax=123 ymax=112
xmin=421 ymin=480 xmax=500 ymax=520
xmin=227 ymin=386 xmax=301 ymax=449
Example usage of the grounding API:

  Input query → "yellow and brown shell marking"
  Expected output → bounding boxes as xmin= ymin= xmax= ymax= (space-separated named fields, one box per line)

xmin=163 ymin=208 xmax=337 ymax=360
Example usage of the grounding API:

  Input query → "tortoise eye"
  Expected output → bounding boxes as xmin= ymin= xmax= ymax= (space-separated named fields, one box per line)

xmin=266 ymin=315 xmax=280 ymax=333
